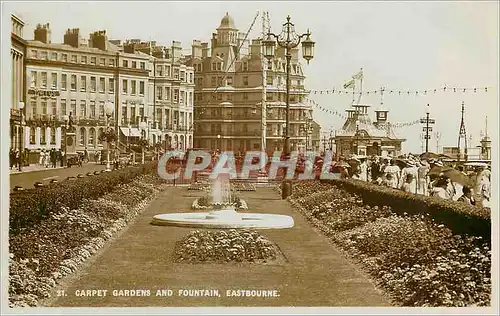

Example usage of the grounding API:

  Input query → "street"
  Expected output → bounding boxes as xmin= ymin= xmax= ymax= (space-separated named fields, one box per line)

xmin=10 ymin=163 xmax=107 ymax=191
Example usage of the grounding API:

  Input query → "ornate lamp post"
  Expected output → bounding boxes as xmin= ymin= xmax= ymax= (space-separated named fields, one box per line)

xmin=104 ymin=101 xmax=114 ymax=171
xmin=128 ymin=124 xmax=132 ymax=153
xmin=62 ymin=114 xmax=69 ymax=167
xmin=139 ymin=120 xmax=148 ymax=164
xmin=263 ymin=15 xmax=315 ymax=199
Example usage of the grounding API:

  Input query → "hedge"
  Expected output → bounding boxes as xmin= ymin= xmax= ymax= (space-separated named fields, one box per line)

xmin=319 ymin=179 xmax=491 ymax=239
xmin=9 ymin=162 xmax=157 ymax=236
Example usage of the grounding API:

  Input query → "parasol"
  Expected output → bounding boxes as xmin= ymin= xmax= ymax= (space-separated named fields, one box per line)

xmin=420 ymin=152 xmax=441 ymax=160
xmin=334 ymin=161 xmax=351 ymax=168
xmin=393 ymin=159 xmax=407 ymax=169
xmin=427 ymin=166 xmax=443 ymax=176
xmin=441 ymin=168 xmax=472 ymax=186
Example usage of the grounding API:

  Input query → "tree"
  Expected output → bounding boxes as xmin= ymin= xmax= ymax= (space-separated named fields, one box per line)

xmin=98 ymin=128 xmax=117 ymax=143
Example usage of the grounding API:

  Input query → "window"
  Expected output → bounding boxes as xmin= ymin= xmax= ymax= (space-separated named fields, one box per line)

xmin=40 ymin=128 xmax=46 ymax=144
xmin=99 ymin=77 xmax=105 ymax=93
xmin=41 ymin=100 xmax=47 ymax=115
xmin=140 ymin=62 xmax=145 ymax=70
xmin=243 ymin=93 xmax=248 ymax=101
xmin=267 ymin=62 xmax=272 ymax=70
xmin=97 ymin=128 xmax=103 ymax=144
xmin=157 ymin=65 xmax=163 ymax=76
xmin=132 ymin=61 xmax=136 ymax=68
xmin=51 ymin=52 xmax=57 ymax=60
xmin=173 ymin=89 xmax=179 ymax=102
xmin=243 ymin=62 xmax=248 ymax=71
xmin=80 ymin=76 xmax=86 ymax=92
xmin=122 ymin=79 xmax=128 ymax=94
xmin=31 ymin=50 xmax=38 ymax=58
xmin=62 ymin=54 xmax=68 ymax=62
xmin=81 ymin=56 xmax=87 ymax=64
xmin=70 ymin=99 xmax=76 ymax=116
xmin=30 ymin=71 xmax=37 ymax=88
xmin=41 ymin=72 xmax=47 ymax=88
xmin=266 ymin=76 xmax=273 ymax=86
xmin=79 ymin=127 xmax=86 ymax=146
xmin=71 ymin=55 xmax=77 ymax=63
xmin=122 ymin=105 xmax=127 ymax=122
xmin=80 ymin=100 xmax=86 ymax=118
xmin=40 ymin=51 xmax=48 ymax=59
xmin=51 ymin=99 xmax=57 ymax=116
xmin=51 ymin=73 xmax=57 ymax=89
xmin=30 ymin=100 xmax=37 ymax=117
xmin=109 ymin=78 xmax=114 ymax=93
xmin=180 ymin=71 xmax=185 ymax=81
xmin=30 ymin=128 xmax=35 ymax=144
xmin=123 ymin=60 xmax=128 ymax=67
xmin=157 ymin=86 xmax=162 ymax=100
xmin=180 ymin=91 xmax=185 ymax=104
xmin=217 ymin=77 xmax=223 ymax=86
xmin=243 ymin=76 xmax=248 ymax=86
xmin=189 ymin=92 xmax=193 ymax=106
xmin=139 ymin=81 xmax=145 ymax=95
xmin=226 ymin=77 xmax=233 ymax=86
xmin=212 ymin=63 xmax=216 ymax=71
xmin=131 ymin=80 xmax=136 ymax=95
xmin=211 ymin=77 xmax=216 ymax=86
xmin=90 ymin=57 xmax=96 ymax=65
xmin=217 ymin=94 xmax=222 ymax=101
xmin=60 ymin=99 xmax=67 ymax=116
xmin=90 ymin=76 xmax=96 ymax=92
xmin=165 ymin=87 xmax=170 ymax=100
xmin=217 ymin=63 xmax=222 ymax=71
xmin=61 ymin=74 xmax=67 ymax=90
xmin=50 ymin=127 xmax=56 ymax=144
xmin=165 ymin=65 xmax=171 ymax=77
xmin=100 ymin=58 xmax=105 ymax=66
xmin=90 ymin=100 xmax=96 ymax=118
xmin=227 ymin=94 xmax=232 ymax=101
xmin=71 ymin=75 xmax=76 ymax=90
xmin=99 ymin=101 xmax=105 ymax=117
xmin=89 ymin=128 xmax=95 ymax=146
xmin=173 ymin=68 xmax=179 ymax=79
xmin=139 ymin=107 xmax=144 ymax=118
xmin=109 ymin=59 xmax=115 ymax=67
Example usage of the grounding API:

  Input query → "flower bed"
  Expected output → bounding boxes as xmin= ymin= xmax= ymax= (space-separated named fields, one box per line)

xmin=321 ymin=179 xmax=491 ymax=238
xmin=9 ymin=174 xmax=168 ymax=307
xmin=289 ymin=181 xmax=491 ymax=307
xmin=9 ymin=163 xmax=156 ymax=236
xmin=191 ymin=196 xmax=248 ymax=210
xmin=173 ymin=230 xmax=280 ymax=263
xmin=232 ymin=182 xmax=256 ymax=191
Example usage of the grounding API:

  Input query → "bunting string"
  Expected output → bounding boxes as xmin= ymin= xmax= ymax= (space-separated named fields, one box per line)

xmin=304 ymin=97 xmax=421 ymax=130
xmin=304 ymin=86 xmax=491 ymax=96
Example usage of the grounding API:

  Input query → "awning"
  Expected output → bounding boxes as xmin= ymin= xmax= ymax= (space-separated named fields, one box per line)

xmin=120 ymin=127 xmax=141 ymax=137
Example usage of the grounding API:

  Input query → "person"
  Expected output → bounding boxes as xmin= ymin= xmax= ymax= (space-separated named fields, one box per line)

xmin=478 ymin=168 xmax=491 ymax=208
xmin=61 ymin=150 xmax=66 ymax=167
xmin=400 ymin=159 xmax=418 ymax=194
xmin=401 ymin=174 xmax=415 ymax=193
xmin=417 ymin=160 xmax=430 ymax=196
xmin=359 ymin=158 xmax=368 ymax=181
xmin=430 ymin=177 xmax=451 ymax=200
xmin=10 ymin=149 xmax=15 ymax=170
xmin=382 ymin=173 xmax=394 ymax=188
xmin=39 ymin=149 xmax=44 ymax=167
xmin=457 ymin=186 xmax=476 ymax=205
xmin=83 ymin=147 xmax=88 ymax=163
xmin=15 ymin=149 xmax=21 ymax=171
xmin=384 ymin=160 xmax=400 ymax=189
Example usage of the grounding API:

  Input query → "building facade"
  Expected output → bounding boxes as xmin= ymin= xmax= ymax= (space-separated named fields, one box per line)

xmin=333 ymin=103 xmax=405 ymax=157
xmin=185 ymin=13 xmax=312 ymax=154
xmin=10 ymin=14 xmax=26 ymax=151
xmin=105 ymin=39 xmax=195 ymax=150
xmin=22 ymin=24 xmax=176 ymax=154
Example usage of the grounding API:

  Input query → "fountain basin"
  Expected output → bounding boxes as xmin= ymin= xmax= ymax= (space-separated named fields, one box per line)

xmin=151 ymin=209 xmax=294 ymax=229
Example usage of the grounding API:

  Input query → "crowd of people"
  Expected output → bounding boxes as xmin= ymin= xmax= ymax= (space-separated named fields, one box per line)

xmin=343 ymin=154 xmax=492 ymax=208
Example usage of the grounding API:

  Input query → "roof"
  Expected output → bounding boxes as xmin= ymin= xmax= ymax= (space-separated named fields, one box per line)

xmin=219 ymin=12 xmax=236 ymax=29
xmin=339 ymin=117 xmax=401 ymax=139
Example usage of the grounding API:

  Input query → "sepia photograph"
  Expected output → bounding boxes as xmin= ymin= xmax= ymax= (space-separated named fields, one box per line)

xmin=1 ymin=1 xmax=498 ymax=314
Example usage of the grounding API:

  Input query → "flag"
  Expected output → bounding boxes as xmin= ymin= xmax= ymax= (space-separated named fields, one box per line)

xmin=343 ymin=79 xmax=355 ymax=89
xmin=352 ymin=70 xmax=364 ymax=80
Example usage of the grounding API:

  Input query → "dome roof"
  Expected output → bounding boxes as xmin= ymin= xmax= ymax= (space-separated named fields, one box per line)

xmin=219 ymin=12 xmax=235 ymax=29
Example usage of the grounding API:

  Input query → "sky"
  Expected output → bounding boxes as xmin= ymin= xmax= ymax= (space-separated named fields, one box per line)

xmin=4 ymin=1 xmax=499 ymax=154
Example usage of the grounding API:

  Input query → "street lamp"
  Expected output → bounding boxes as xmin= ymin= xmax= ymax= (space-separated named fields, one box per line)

xmin=104 ymin=101 xmax=114 ymax=171
xmin=263 ymin=15 xmax=315 ymax=199
xmin=128 ymin=124 xmax=131 ymax=153
xmin=139 ymin=121 xmax=148 ymax=164
xmin=62 ymin=114 xmax=69 ymax=167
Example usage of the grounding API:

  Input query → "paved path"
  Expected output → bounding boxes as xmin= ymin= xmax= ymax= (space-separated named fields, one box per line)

xmin=48 ymin=187 xmax=389 ymax=307
xmin=10 ymin=163 xmax=107 ymax=191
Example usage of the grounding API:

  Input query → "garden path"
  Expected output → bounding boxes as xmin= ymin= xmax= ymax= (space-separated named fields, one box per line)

xmin=48 ymin=187 xmax=389 ymax=307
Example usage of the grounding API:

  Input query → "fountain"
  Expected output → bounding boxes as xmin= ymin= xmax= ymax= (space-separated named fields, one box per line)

xmin=151 ymin=173 xmax=294 ymax=229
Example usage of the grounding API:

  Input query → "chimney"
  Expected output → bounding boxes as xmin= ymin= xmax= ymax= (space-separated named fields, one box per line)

xmin=123 ymin=40 xmax=136 ymax=54
xmin=64 ymin=28 xmax=81 ymax=48
xmin=201 ymin=42 xmax=209 ymax=58
xmin=89 ymin=30 xmax=108 ymax=51
xmin=34 ymin=23 xmax=51 ymax=44
xmin=210 ymin=33 xmax=217 ymax=55
xmin=192 ymin=40 xmax=202 ymax=59
xmin=249 ymin=39 xmax=261 ymax=57
xmin=171 ymin=40 xmax=183 ymax=62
